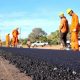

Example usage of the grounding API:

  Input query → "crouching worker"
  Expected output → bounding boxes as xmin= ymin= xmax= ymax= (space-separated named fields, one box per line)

xmin=27 ymin=39 xmax=31 ymax=48
xmin=59 ymin=12 xmax=69 ymax=50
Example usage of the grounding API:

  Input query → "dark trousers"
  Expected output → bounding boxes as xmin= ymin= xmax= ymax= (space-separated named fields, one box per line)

xmin=60 ymin=32 xmax=67 ymax=47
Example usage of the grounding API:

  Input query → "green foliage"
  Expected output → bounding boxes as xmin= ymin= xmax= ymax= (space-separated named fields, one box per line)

xmin=28 ymin=28 xmax=47 ymax=42
xmin=48 ymin=30 xmax=60 ymax=45
xmin=22 ymin=38 xmax=27 ymax=45
xmin=2 ymin=41 xmax=6 ymax=45
xmin=39 ymin=36 xmax=48 ymax=42
xmin=18 ymin=38 xmax=27 ymax=45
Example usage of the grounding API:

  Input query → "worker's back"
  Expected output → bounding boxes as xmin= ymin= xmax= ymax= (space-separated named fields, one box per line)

xmin=6 ymin=34 xmax=10 ymax=47
xmin=70 ymin=13 xmax=79 ymax=32
xmin=60 ymin=17 xmax=69 ymax=33
xmin=12 ymin=29 xmax=19 ymax=38
xmin=6 ymin=34 xmax=10 ymax=42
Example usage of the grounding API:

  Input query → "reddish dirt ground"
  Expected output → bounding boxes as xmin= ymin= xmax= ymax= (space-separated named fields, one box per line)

xmin=0 ymin=57 xmax=32 ymax=80
xmin=24 ymin=45 xmax=63 ymax=49
xmin=25 ymin=45 xmax=80 ymax=51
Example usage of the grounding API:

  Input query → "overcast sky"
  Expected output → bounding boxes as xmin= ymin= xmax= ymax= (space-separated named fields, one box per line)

xmin=0 ymin=0 xmax=80 ymax=41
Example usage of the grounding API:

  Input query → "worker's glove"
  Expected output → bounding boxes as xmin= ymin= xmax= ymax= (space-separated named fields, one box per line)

xmin=73 ymin=29 xmax=76 ymax=32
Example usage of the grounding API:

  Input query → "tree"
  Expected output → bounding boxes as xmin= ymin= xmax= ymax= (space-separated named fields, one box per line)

xmin=48 ymin=30 xmax=60 ymax=45
xmin=28 ymin=28 xmax=47 ymax=42
xmin=39 ymin=36 xmax=48 ymax=42
xmin=22 ymin=38 xmax=27 ymax=45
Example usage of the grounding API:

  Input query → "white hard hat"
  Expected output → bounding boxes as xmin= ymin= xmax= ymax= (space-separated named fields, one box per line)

xmin=59 ymin=12 xmax=64 ymax=17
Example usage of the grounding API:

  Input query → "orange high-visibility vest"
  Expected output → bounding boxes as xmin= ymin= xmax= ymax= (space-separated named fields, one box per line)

xmin=59 ymin=17 xmax=69 ymax=33
xmin=12 ymin=29 xmax=19 ymax=38
xmin=70 ymin=13 xmax=79 ymax=32
xmin=6 ymin=34 xmax=10 ymax=42
xmin=70 ymin=13 xmax=79 ymax=51
xmin=6 ymin=34 xmax=10 ymax=47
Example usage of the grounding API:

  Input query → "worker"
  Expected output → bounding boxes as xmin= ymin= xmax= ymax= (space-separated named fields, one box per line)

xmin=27 ymin=39 xmax=31 ymax=48
xmin=12 ymin=27 xmax=19 ymax=47
xmin=59 ymin=12 xmax=69 ymax=49
xmin=67 ymin=9 xmax=79 ymax=51
xmin=0 ymin=39 xmax=2 ymax=47
xmin=6 ymin=34 xmax=10 ymax=47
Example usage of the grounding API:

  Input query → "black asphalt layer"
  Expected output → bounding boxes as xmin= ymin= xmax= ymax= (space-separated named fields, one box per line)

xmin=0 ymin=47 xmax=80 ymax=80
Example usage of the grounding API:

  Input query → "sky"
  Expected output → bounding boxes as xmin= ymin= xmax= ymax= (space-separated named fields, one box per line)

xmin=0 ymin=0 xmax=80 ymax=41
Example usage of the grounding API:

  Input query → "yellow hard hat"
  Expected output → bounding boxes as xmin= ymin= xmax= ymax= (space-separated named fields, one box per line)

xmin=59 ymin=12 xmax=64 ymax=17
xmin=66 ymin=8 xmax=72 ymax=14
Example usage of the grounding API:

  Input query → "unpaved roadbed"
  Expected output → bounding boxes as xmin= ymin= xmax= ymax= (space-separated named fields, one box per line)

xmin=0 ymin=56 xmax=32 ymax=80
